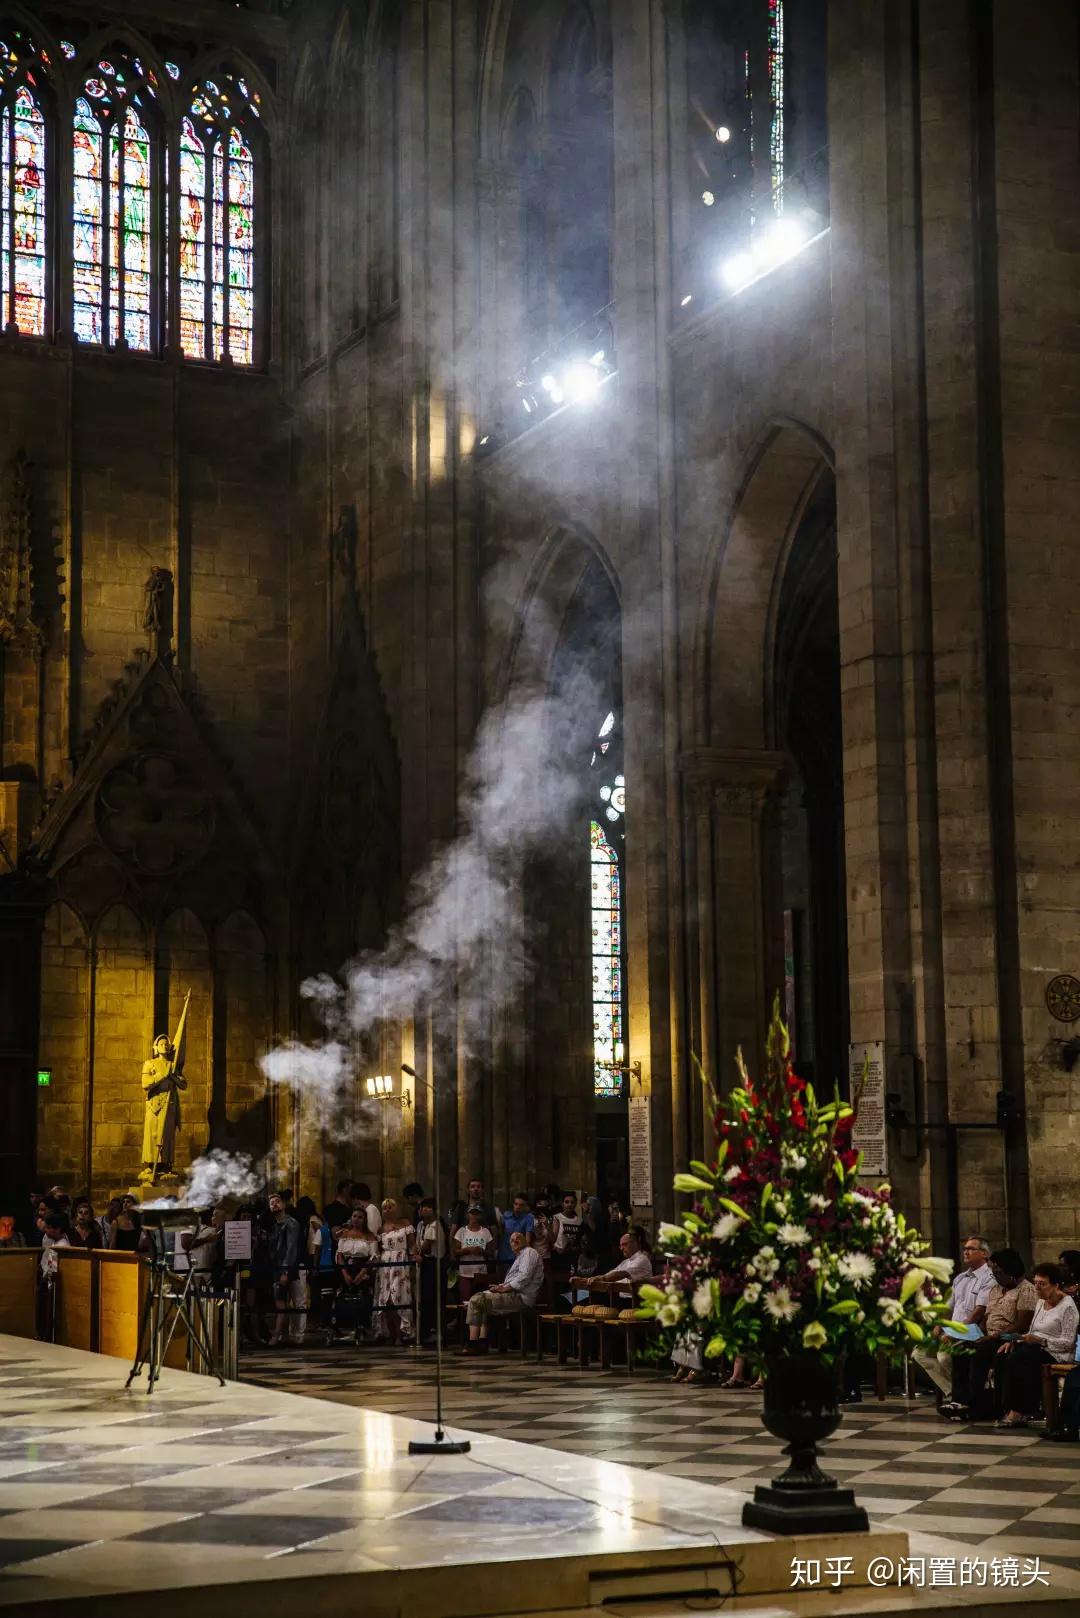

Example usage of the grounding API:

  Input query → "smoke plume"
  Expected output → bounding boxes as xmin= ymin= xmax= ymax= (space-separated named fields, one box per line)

xmin=260 ymin=681 xmax=593 ymax=1109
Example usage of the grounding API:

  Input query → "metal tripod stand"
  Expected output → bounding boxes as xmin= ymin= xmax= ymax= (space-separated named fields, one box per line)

xmin=126 ymin=1255 xmax=227 ymax=1393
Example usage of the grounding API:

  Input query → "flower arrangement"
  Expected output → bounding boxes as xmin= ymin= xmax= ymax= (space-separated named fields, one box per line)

xmin=639 ymin=1002 xmax=957 ymax=1366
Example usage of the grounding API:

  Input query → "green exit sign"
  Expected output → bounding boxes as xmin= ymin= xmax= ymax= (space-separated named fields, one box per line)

xmin=37 ymin=1069 xmax=51 ymax=1088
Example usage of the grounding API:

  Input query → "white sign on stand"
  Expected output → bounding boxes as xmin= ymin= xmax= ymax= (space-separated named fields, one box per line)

xmin=849 ymin=1040 xmax=888 ymax=1178
xmin=629 ymin=1094 xmax=653 ymax=1208
xmin=223 ymin=1221 xmax=252 ymax=1262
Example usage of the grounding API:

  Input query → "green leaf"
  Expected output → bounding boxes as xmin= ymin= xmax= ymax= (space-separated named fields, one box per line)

xmin=716 ymin=1140 xmax=729 ymax=1166
xmin=828 ymin=1299 xmax=860 ymax=1315
xmin=689 ymin=1160 xmax=716 ymax=1184
xmin=760 ymin=1182 xmax=773 ymax=1213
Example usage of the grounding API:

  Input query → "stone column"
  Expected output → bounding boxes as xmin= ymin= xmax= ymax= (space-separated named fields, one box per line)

xmin=682 ymin=748 xmax=786 ymax=1116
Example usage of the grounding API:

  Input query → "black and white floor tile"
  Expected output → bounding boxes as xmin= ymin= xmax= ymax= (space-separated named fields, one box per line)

xmin=242 ymin=1340 xmax=1080 ymax=1569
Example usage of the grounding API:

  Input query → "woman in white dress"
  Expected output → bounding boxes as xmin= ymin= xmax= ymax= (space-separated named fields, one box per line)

xmin=375 ymin=1197 xmax=419 ymax=1344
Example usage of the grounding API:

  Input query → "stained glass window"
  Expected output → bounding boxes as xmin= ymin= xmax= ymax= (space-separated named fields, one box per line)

xmin=180 ymin=72 xmax=258 ymax=364
xmin=767 ymin=0 xmax=784 ymax=211
xmin=72 ymin=54 xmax=159 ymax=350
xmin=591 ymin=819 xmax=624 ymax=1096
xmin=0 ymin=29 xmax=47 ymax=336
xmin=590 ymin=710 xmax=626 ymax=1098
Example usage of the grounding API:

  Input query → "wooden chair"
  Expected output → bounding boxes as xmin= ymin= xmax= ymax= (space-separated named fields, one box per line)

xmin=1041 ymin=1361 xmax=1078 ymax=1427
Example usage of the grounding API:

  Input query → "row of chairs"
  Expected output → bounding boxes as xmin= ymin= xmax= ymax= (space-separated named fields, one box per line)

xmin=448 ymin=1271 xmax=658 ymax=1372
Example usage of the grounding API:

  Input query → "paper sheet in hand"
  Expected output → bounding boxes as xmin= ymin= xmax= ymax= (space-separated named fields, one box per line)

xmin=943 ymin=1322 xmax=983 ymax=1342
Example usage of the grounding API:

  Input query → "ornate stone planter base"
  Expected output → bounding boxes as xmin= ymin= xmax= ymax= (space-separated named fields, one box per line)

xmin=740 ymin=1350 xmax=870 ymax=1535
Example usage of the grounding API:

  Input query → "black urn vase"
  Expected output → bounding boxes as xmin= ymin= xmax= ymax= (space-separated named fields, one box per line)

xmin=741 ymin=1352 xmax=869 ymax=1534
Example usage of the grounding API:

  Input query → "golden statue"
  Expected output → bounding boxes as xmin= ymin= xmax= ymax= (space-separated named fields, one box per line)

xmin=138 ymin=990 xmax=191 ymax=1185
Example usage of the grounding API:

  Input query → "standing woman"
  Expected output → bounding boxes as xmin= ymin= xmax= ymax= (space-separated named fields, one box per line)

xmin=375 ymin=1197 xmax=419 ymax=1345
xmin=996 ymin=1263 xmax=1080 ymax=1428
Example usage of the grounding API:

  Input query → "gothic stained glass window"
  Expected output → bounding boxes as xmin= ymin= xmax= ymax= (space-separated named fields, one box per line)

xmin=767 ymin=0 xmax=784 ymax=211
xmin=0 ymin=29 xmax=47 ymax=337
xmin=591 ymin=819 xmax=624 ymax=1096
xmin=72 ymin=54 xmax=159 ymax=350
xmin=590 ymin=710 xmax=626 ymax=1098
xmin=181 ymin=72 xmax=258 ymax=365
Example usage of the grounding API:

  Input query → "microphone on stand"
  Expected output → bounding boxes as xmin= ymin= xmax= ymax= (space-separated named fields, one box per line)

xmin=401 ymin=1063 xmax=417 ymax=1078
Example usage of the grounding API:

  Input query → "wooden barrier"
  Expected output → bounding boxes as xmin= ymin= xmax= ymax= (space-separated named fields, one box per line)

xmin=55 ymin=1247 xmax=99 ymax=1353
xmin=96 ymin=1250 xmax=146 ymax=1361
xmin=0 ymin=1248 xmax=36 ymax=1339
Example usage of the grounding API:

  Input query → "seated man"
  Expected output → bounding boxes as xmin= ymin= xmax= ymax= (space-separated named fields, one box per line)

xmin=570 ymin=1227 xmax=653 ymax=1299
xmin=912 ymin=1235 xmax=993 ymax=1400
xmin=464 ymin=1230 xmax=543 ymax=1353
xmin=941 ymin=1248 xmax=1036 ymax=1421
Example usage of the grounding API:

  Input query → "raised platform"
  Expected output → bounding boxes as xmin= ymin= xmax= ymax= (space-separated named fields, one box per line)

xmin=0 ymin=1339 xmax=1077 ymax=1618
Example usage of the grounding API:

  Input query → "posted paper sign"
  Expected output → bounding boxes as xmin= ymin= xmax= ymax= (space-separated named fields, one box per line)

xmin=629 ymin=1095 xmax=653 ymax=1208
xmin=223 ymin=1221 xmax=252 ymax=1262
xmin=849 ymin=1040 xmax=888 ymax=1178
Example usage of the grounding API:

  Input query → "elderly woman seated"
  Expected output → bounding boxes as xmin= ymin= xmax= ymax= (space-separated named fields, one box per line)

xmin=995 ymin=1262 xmax=1079 ymax=1430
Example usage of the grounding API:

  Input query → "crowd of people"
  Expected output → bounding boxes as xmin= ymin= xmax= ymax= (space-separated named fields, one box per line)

xmin=5 ymin=1183 xmax=1078 ymax=1442
xmin=910 ymin=1239 xmax=1080 ymax=1441
xmin=1 ymin=1178 xmax=645 ymax=1353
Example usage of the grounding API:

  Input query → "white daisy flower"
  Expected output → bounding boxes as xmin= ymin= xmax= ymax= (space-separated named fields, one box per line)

xmin=743 ymin=1281 xmax=762 ymax=1303
xmin=691 ymin=1281 xmax=713 ymax=1319
xmin=837 ymin=1251 xmax=875 ymax=1286
xmin=722 ymin=1165 xmax=742 ymax=1182
xmin=711 ymin=1213 xmax=741 ymax=1242
xmin=763 ymin=1286 xmax=800 ymax=1322
xmin=809 ymin=1193 xmax=830 ymax=1211
xmin=777 ymin=1223 xmax=811 ymax=1247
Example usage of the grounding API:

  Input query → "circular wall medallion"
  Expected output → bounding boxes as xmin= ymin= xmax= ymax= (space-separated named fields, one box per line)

xmin=1046 ymin=974 xmax=1080 ymax=1023
xmin=95 ymin=752 xmax=215 ymax=876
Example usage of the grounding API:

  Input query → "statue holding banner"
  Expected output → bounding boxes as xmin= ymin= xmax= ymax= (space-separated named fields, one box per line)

xmin=138 ymin=990 xmax=191 ymax=1185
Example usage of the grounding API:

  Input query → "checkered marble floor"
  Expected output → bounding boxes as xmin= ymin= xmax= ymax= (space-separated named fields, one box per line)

xmin=242 ymin=1342 xmax=1080 ymax=1570
xmin=0 ymin=1335 xmax=918 ymax=1612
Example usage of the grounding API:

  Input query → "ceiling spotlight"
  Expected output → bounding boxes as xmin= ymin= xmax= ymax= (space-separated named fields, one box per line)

xmin=680 ymin=293 xmax=693 ymax=307
xmin=722 ymin=252 xmax=754 ymax=291
xmin=562 ymin=362 xmax=601 ymax=403
xmin=715 ymin=125 xmax=731 ymax=143
xmin=702 ymin=189 xmax=715 ymax=207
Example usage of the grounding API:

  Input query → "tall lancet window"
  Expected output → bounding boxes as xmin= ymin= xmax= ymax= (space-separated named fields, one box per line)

xmin=0 ymin=26 xmax=47 ymax=336
xmin=72 ymin=52 xmax=160 ymax=350
xmin=180 ymin=71 xmax=259 ymax=365
xmin=590 ymin=710 xmax=626 ymax=1098
xmin=767 ymin=0 xmax=784 ymax=211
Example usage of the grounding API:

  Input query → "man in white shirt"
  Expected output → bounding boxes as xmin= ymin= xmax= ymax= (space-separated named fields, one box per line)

xmin=912 ymin=1235 xmax=994 ymax=1397
xmin=570 ymin=1229 xmax=653 ymax=1299
xmin=551 ymin=1192 xmax=583 ymax=1273
xmin=351 ymin=1183 xmax=381 ymax=1237
xmin=464 ymin=1231 xmax=544 ymax=1352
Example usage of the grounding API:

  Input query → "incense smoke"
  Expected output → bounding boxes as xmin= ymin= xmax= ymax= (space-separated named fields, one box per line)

xmin=141 ymin=1148 xmax=267 ymax=1209
xmin=260 ymin=682 xmax=593 ymax=1110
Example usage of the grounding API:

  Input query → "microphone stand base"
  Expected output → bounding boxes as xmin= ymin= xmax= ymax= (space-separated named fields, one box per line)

xmin=409 ymin=1435 xmax=471 ymax=1455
